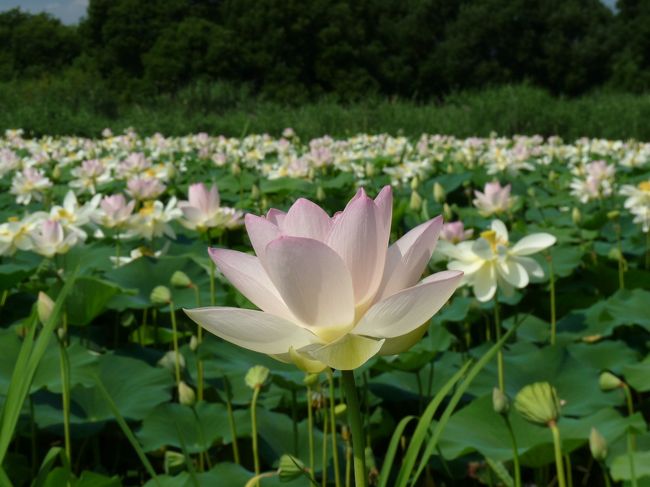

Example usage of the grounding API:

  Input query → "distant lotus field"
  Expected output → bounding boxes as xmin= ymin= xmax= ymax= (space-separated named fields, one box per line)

xmin=1 ymin=128 xmax=650 ymax=487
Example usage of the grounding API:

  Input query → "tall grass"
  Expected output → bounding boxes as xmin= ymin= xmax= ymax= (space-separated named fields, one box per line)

xmin=1 ymin=79 xmax=650 ymax=140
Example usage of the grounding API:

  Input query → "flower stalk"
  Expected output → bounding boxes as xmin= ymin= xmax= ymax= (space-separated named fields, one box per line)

xmin=327 ymin=369 xmax=342 ymax=487
xmin=342 ymin=370 xmax=367 ymax=487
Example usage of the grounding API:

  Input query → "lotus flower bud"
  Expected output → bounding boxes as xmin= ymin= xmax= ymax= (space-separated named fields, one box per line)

xmin=189 ymin=335 xmax=199 ymax=352
xmin=608 ymin=247 xmax=623 ymax=262
xmin=492 ymin=387 xmax=510 ymax=415
xmin=599 ymin=371 xmax=623 ymax=391
xmin=433 ymin=182 xmax=446 ymax=203
xmin=409 ymin=190 xmax=422 ymax=211
xmin=37 ymin=292 xmax=55 ymax=325
xmin=341 ymin=425 xmax=350 ymax=441
xmin=170 ymin=271 xmax=192 ymax=288
xmin=52 ymin=165 xmax=62 ymax=180
xmin=334 ymin=403 xmax=347 ymax=417
xmin=245 ymin=365 xmax=270 ymax=389
xmin=158 ymin=350 xmax=186 ymax=371
xmin=589 ymin=427 xmax=608 ymax=461
xmin=150 ymin=285 xmax=171 ymax=305
xmin=250 ymin=184 xmax=260 ymax=200
xmin=178 ymin=380 xmax=196 ymax=406
xmin=527 ymin=187 xmax=536 ymax=198
xmin=514 ymin=382 xmax=562 ymax=426
xmin=443 ymin=203 xmax=453 ymax=221
xmin=303 ymin=373 xmax=320 ymax=387
xmin=316 ymin=186 xmax=326 ymax=201
xmin=365 ymin=162 xmax=375 ymax=178
xmin=231 ymin=163 xmax=241 ymax=176
xmin=278 ymin=454 xmax=305 ymax=482
xmin=410 ymin=177 xmax=420 ymax=190
xmin=289 ymin=347 xmax=327 ymax=373
xmin=607 ymin=210 xmax=620 ymax=220
xmin=572 ymin=207 xmax=581 ymax=225
xmin=57 ymin=327 xmax=66 ymax=340
xmin=164 ymin=451 xmax=185 ymax=474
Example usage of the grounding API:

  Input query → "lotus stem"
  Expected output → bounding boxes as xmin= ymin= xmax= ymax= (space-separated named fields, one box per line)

xmin=251 ymin=385 xmax=261 ymax=484
xmin=344 ymin=428 xmax=352 ymax=487
xmin=224 ymin=376 xmax=241 ymax=464
xmin=114 ymin=235 xmax=120 ymax=269
xmin=169 ymin=301 xmax=181 ymax=387
xmin=623 ymin=384 xmax=638 ymax=487
xmin=615 ymin=221 xmax=625 ymax=290
xmin=645 ymin=230 xmax=650 ymax=270
xmin=307 ymin=384 xmax=316 ymax=482
xmin=1 ymin=289 xmax=8 ymax=307
xmin=322 ymin=403 xmax=329 ymax=487
xmin=193 ymin=285 xmax=204 ymax=402
xmin=327 ymin=369 xmax=342 ymax=487
xmin=494 ymin=297 xmax=505 ymax=393
xmin=58 ymin=335 xmax=72 ymax=465
xmin=564 ymin=454 xmax=573 ymax=487
xmin=548 ymin=254 xmax=557 ymax=346
xmin=504 ymin=416 xmax=521 ymax=487
xmin=209 ymin=257 xmax=216 ymax=306
xmin=599 ymin=461 xmax=612 ymax=487
xmin=291 ymin=388 xmax=299 ymax=454
xmin=549 ymin=421 xmax=566 ymax=487
xmin=341 ymin=370 xmax=367 ymax=487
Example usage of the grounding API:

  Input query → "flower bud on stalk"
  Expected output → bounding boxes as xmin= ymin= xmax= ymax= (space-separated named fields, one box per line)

xmin=37 ymin=292 xmax=55 ymax=325
xmin=599 ymin=371 xmax=623 ymax=391
xmin=410 ymin=190 xmax=422 ymax=211
xmin=178 ymin=381 xmax=196 ymax=406
xmin=150 ymin=285 xmax=171 ymax=305
xmin=245 ymin=365 xmax=270 ymax=390
xmin=514 ymin=382 xmax=561 ymax=426
xmin=492 ymin=387 xmax=510 ymax=415
xmin=433 ymin=182 xmax=446 ymax=203
xmin=170 ymin=271 xmax=192 ymax=288
xmin=589 ymin=427 xmax=608 ymax=461
xmin=278 ymin=454 xmax=306 ymax=482
xmin=572 ymin=207 xmax=582 ymax=225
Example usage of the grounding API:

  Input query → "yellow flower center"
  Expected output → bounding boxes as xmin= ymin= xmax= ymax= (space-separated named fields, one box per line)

xmin=480 ymin=229 xmax=508 ymax=252
xmin=139 ymin=202 xmax=155 ymax=216
xmin=638 ymin=181 xmax=650 ymax=192
xmin=57 ymin=209 xmax=72 ymax=220
xmin=7 ymin=216 xmax=19 ymax=222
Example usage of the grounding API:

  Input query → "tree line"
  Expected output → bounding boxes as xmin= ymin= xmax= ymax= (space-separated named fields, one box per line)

xmin=1 ymin=0 xmax=649 ymax=102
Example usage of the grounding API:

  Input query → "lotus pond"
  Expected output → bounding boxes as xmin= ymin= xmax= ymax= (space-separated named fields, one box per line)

xmin=1 ymin=130 xmax=650 ymax=487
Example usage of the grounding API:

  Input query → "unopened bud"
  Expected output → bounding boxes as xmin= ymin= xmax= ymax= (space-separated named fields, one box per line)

xmin=410 ymin=177 xmax=420 ymax=190
xmin=492 ymin=387 xmax=510 ymax=415
xmin=278 ymin=454 xmax=305 ymax=482
xmin=245 ymin=365 xmax=270 ymax=389
xmin=178 ymin=381 xmax=196 ymax=406
xmin=150 ymin=285 xmax=171 ymax=305
xmin=607 ymin=210 xmax=620 ymax=220
xmin=37 ymin=292 xmax=55 ymax=325
xmin=409 ymin=190 xmax=422 ymax=211
xmin=170 ymin=271 xmax=191 ymax=288
xmin=231 ymin=163 xmax=241 ymax=176
xmin=334 ymin=403 xmax=347 ymax=417
xmin=164 ymin=451 xmax=185 ymax=474
xmin=250 ymin=184 xmax=260 ymax=200
xmin=189 ymin=335 xmax=199 ymax=352
xmin=433 ymin=182 xmax=446 ymax=203
xmin=316 ymin=186 xmax=326 ymax=202
xmin=599 ymin=371 xmax=623 ymax=391
xmin=157 ymin=350 xmax=186 ymax=371
xmin=443 ymin=203 xmax=453 ymax=221
xmin=549 ymin=170 xmax=558 ymax=182
xmin=589 ymin=427 xmax=608 ymax=461
xmin=57 ymin=327 xmax=66 ymax=340
xmin=514 ymin=382 xmax=562 ymax=426
xmin=52 ymin=165 xmax=62 ymax=180
xmin=365 ymin=162 xmax=375 ymax=178
xmin=572 ymin=207 xmax=581 ymax=225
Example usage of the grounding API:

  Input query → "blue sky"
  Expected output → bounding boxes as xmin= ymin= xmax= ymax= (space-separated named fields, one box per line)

xmin=0 ymin=0 xmax=619 ymax=25
xmin=0 ymin=0 xmax=88 ymax=24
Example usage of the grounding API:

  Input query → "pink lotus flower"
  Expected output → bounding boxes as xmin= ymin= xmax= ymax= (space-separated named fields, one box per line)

xmin=440 ymin=221 xmax=474 ymax=244
xmin=473 ymin=181 xmax=515 ymax=216
xmin=97 ymin=194 xmax=135 ymax=228
xmin=126 ymin=177 xmax=166 ymax=200
xmin=178 ymin=183 xmax=243 ymax=231
xmin=185 ymin=187 xmax=463 ymax=370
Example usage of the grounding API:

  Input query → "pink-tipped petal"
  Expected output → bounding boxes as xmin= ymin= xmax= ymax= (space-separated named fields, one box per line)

xmin=266 ymin=208 xmax=286 ymax=226
xmin=281 ymin=198 xmax=331 ymax=241
xmin=184 ymin=307 xmax=314 ymax=355
xmin=353 ymin=270 xmax=463 ymax=339
xmin=326 ymin=192 xmax=388 ymax=306
xmin=375 ymin=216 xmax=443 ymax=301
xmin=264 ymin=236 xmax=355 ymax=329
xmin=374 ymin=185 xmax=393 ymax=233
xmin=208 ymin=248 xmax=293 ymax=320
xmin=245 ymin=213 xmax=281 ymax=262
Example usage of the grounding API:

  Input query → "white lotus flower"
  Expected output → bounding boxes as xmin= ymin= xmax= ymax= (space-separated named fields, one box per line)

xmin=10 ymin=167 xmax=53 ymax=205
xmin=178 ymin=183 xmax=243 ymax=231
xmin=442 ymin=220 xmax=556 ymax=302
xmin=0 ymin=214 xmax=45 ymax=256
xmin=473 ymin=181 xmax=516 ymax=216
xmin=31 ymin=219 xmax=81 ymax=257
xmin=49 ymin=191 xmax=102 ymax=239
xmin=126 ymin=198 xmax=182 ymax=240
xmin=620 ymin=181 xmax=650 ymax=232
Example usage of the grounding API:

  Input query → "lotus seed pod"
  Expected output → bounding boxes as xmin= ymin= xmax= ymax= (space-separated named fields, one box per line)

xmin=245 ymin=365 xmax=270 ymax=389
xmin=492 ymin=387 xmax=510 ymax=415
xmin=589 ymin=427 xmax=608 ymax=461
xmin=150 ymin=285 xmax=171 ymax=305
xmin=289 ymin=347 xmax=328 ymax=374
xmin=599 ymin=371 xmax=623 ymax=391
xmin=409 ymin=190 xmax=422 ymax=211
xmin=178 ymin=381 xmax=196 ymax=406
xmin=433 ymin=182 xmax=446 ymax=203
xmin=37 ymin=292 xmax=55 ymax=325
xmin=303 ymin=373 xmax=320 ymax=387
xmin=278 ymin=454 xmax=305 ymax=482
xmin=514 ymin=382 xmax=562 ymax=426
xmin=170 ymin=271 xmax=192 ymax=288
xmin=572 ymin=207 xmax=582 ymax=225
